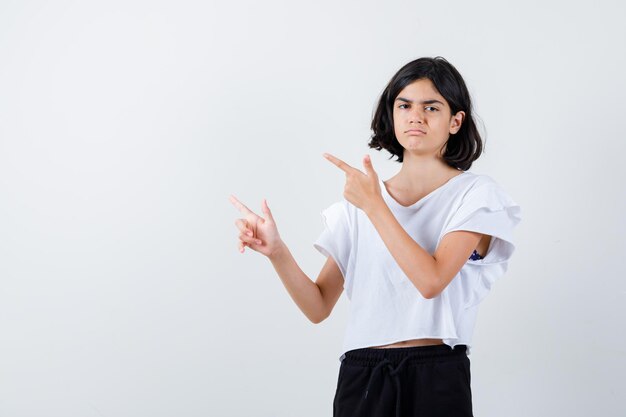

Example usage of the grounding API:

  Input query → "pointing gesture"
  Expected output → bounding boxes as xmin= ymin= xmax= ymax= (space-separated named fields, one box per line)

xmin=323 ymin=153 xmax=384 ymax=214
xmin=229 ymin=195 xmax=284 ymax=257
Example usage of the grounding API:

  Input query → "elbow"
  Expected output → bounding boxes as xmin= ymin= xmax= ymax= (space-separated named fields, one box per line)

xmin=308 ymin=310 xmax=329 ymax=325
xmin=418 ymin=278 xmax=444 ymax=300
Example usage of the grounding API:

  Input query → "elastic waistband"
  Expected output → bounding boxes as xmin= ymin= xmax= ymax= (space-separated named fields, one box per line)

xmin=343 ymin=344 xmax=467 ymax=366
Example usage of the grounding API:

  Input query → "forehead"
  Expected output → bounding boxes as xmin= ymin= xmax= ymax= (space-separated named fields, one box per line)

xmin=395 ymin=78 xmax=447 ymax=105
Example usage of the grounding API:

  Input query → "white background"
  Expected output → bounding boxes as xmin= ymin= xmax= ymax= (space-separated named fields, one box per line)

xmin=1 ymin=1 xmax=625 ymax=416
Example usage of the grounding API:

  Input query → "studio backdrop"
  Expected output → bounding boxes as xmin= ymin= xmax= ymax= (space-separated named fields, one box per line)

xmin=0 ymin=1 xmax=624 ymax=416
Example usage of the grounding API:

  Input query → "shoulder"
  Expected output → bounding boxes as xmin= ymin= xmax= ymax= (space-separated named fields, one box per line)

xmin=456 ymin=172 xmax=519 ymax=210
xmin=322 ymin=197 xmax=350 ymax=210
xmin=458 ymin=171 xmax=499 ymax=188
xmin=321 ymin=198 xmax=357 ymax=225
xmin=460 ymin=171 xmax=511 ymax=194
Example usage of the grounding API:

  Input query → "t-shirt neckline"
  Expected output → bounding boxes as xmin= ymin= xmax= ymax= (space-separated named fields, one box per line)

xmin=381 ymin=171 xmax=468 ymax=209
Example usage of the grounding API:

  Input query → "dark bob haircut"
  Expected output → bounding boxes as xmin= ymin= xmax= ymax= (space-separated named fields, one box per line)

xmin=368 ymin=56 xmax=483 ymax=171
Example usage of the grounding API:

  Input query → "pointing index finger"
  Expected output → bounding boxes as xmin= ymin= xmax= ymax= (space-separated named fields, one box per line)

xmin=323 ymin=152 xmax=354 ymax=174
xmin=229 ymin=195 xmax=255 ymax=216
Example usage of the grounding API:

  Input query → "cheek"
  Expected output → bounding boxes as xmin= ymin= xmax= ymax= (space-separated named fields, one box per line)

xmin=392 ymin=121 xmax=402 ymax=139
xmin=392 ymin=112 xmax=402 ymax=132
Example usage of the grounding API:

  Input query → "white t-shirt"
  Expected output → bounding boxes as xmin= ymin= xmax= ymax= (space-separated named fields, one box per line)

xmin=313 ymin=171 xmax=522 ymax=362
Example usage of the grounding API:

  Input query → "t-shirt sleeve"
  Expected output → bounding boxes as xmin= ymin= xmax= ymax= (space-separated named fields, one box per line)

xmin=313 ymin=200 xmax=351 ymax=279
xmin=440 ymin=179 xmax=522 ymax=308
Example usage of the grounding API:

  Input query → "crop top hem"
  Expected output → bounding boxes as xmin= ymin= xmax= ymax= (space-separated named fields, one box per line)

xmin=339 ymin=339 xmax=473 ymax=362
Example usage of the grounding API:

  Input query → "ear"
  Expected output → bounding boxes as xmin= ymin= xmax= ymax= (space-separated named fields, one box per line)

xmin=449 ymin=110 xmax=465 ymax=135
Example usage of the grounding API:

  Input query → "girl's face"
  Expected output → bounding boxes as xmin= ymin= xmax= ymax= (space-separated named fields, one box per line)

xmin=392 ymin=78 xmax=465 ymax=159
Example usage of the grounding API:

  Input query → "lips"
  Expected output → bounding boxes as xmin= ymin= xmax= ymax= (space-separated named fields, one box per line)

xmin=405 ymin=129 xmax=426 ymax=134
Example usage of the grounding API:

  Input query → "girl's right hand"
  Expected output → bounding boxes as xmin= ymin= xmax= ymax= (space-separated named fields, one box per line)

xmin=229 ymin=195 xmax=284 ymax=258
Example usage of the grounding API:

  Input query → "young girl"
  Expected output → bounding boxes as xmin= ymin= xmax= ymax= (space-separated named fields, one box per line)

xmin=230 ymin=56 xmax=521 ymax=417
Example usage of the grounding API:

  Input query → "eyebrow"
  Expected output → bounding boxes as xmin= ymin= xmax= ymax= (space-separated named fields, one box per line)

xmin=395 ymin=97 xmax=445 ymax=106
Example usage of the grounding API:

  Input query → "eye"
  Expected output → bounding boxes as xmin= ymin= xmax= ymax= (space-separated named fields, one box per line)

xmin=398 ymin=104 xmax=409 ymax=109
xmin=425 ymin=106 xmax=438 ymax=112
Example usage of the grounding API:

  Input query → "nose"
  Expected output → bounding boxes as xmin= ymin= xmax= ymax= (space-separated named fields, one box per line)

xmin=409 ymin=108 xmax=424 ymax=124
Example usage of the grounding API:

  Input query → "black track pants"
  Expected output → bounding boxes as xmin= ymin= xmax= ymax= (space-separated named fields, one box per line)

xmin=333 ymin=344 xmax=473 ymax=417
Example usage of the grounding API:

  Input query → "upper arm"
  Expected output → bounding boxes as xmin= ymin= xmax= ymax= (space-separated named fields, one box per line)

xmin=430 ymin=231 xmax=491 ymax=298
xmin=314 ymin=255 xmax=344 ymax=321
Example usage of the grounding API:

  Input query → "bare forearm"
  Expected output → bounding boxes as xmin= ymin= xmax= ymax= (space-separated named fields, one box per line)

xmin=267 ymin=241 xmax=326 ymax=323
xmin=365 ymin=201 xmax=439 ymax=298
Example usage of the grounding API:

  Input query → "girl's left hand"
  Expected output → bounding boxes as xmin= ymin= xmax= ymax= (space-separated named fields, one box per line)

xmin=323 ymin=153 xmax=384 ymax=214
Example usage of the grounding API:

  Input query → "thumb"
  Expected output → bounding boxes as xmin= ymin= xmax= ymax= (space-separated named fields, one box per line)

xmin=363 ymin=154 xmax=377 ymax=178
xmin=262 ymin=199 xmax=275 ymax=223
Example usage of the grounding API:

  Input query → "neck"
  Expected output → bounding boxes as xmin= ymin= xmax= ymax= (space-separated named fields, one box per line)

xmin=394 ymin=152 xmax=459 ymax=187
